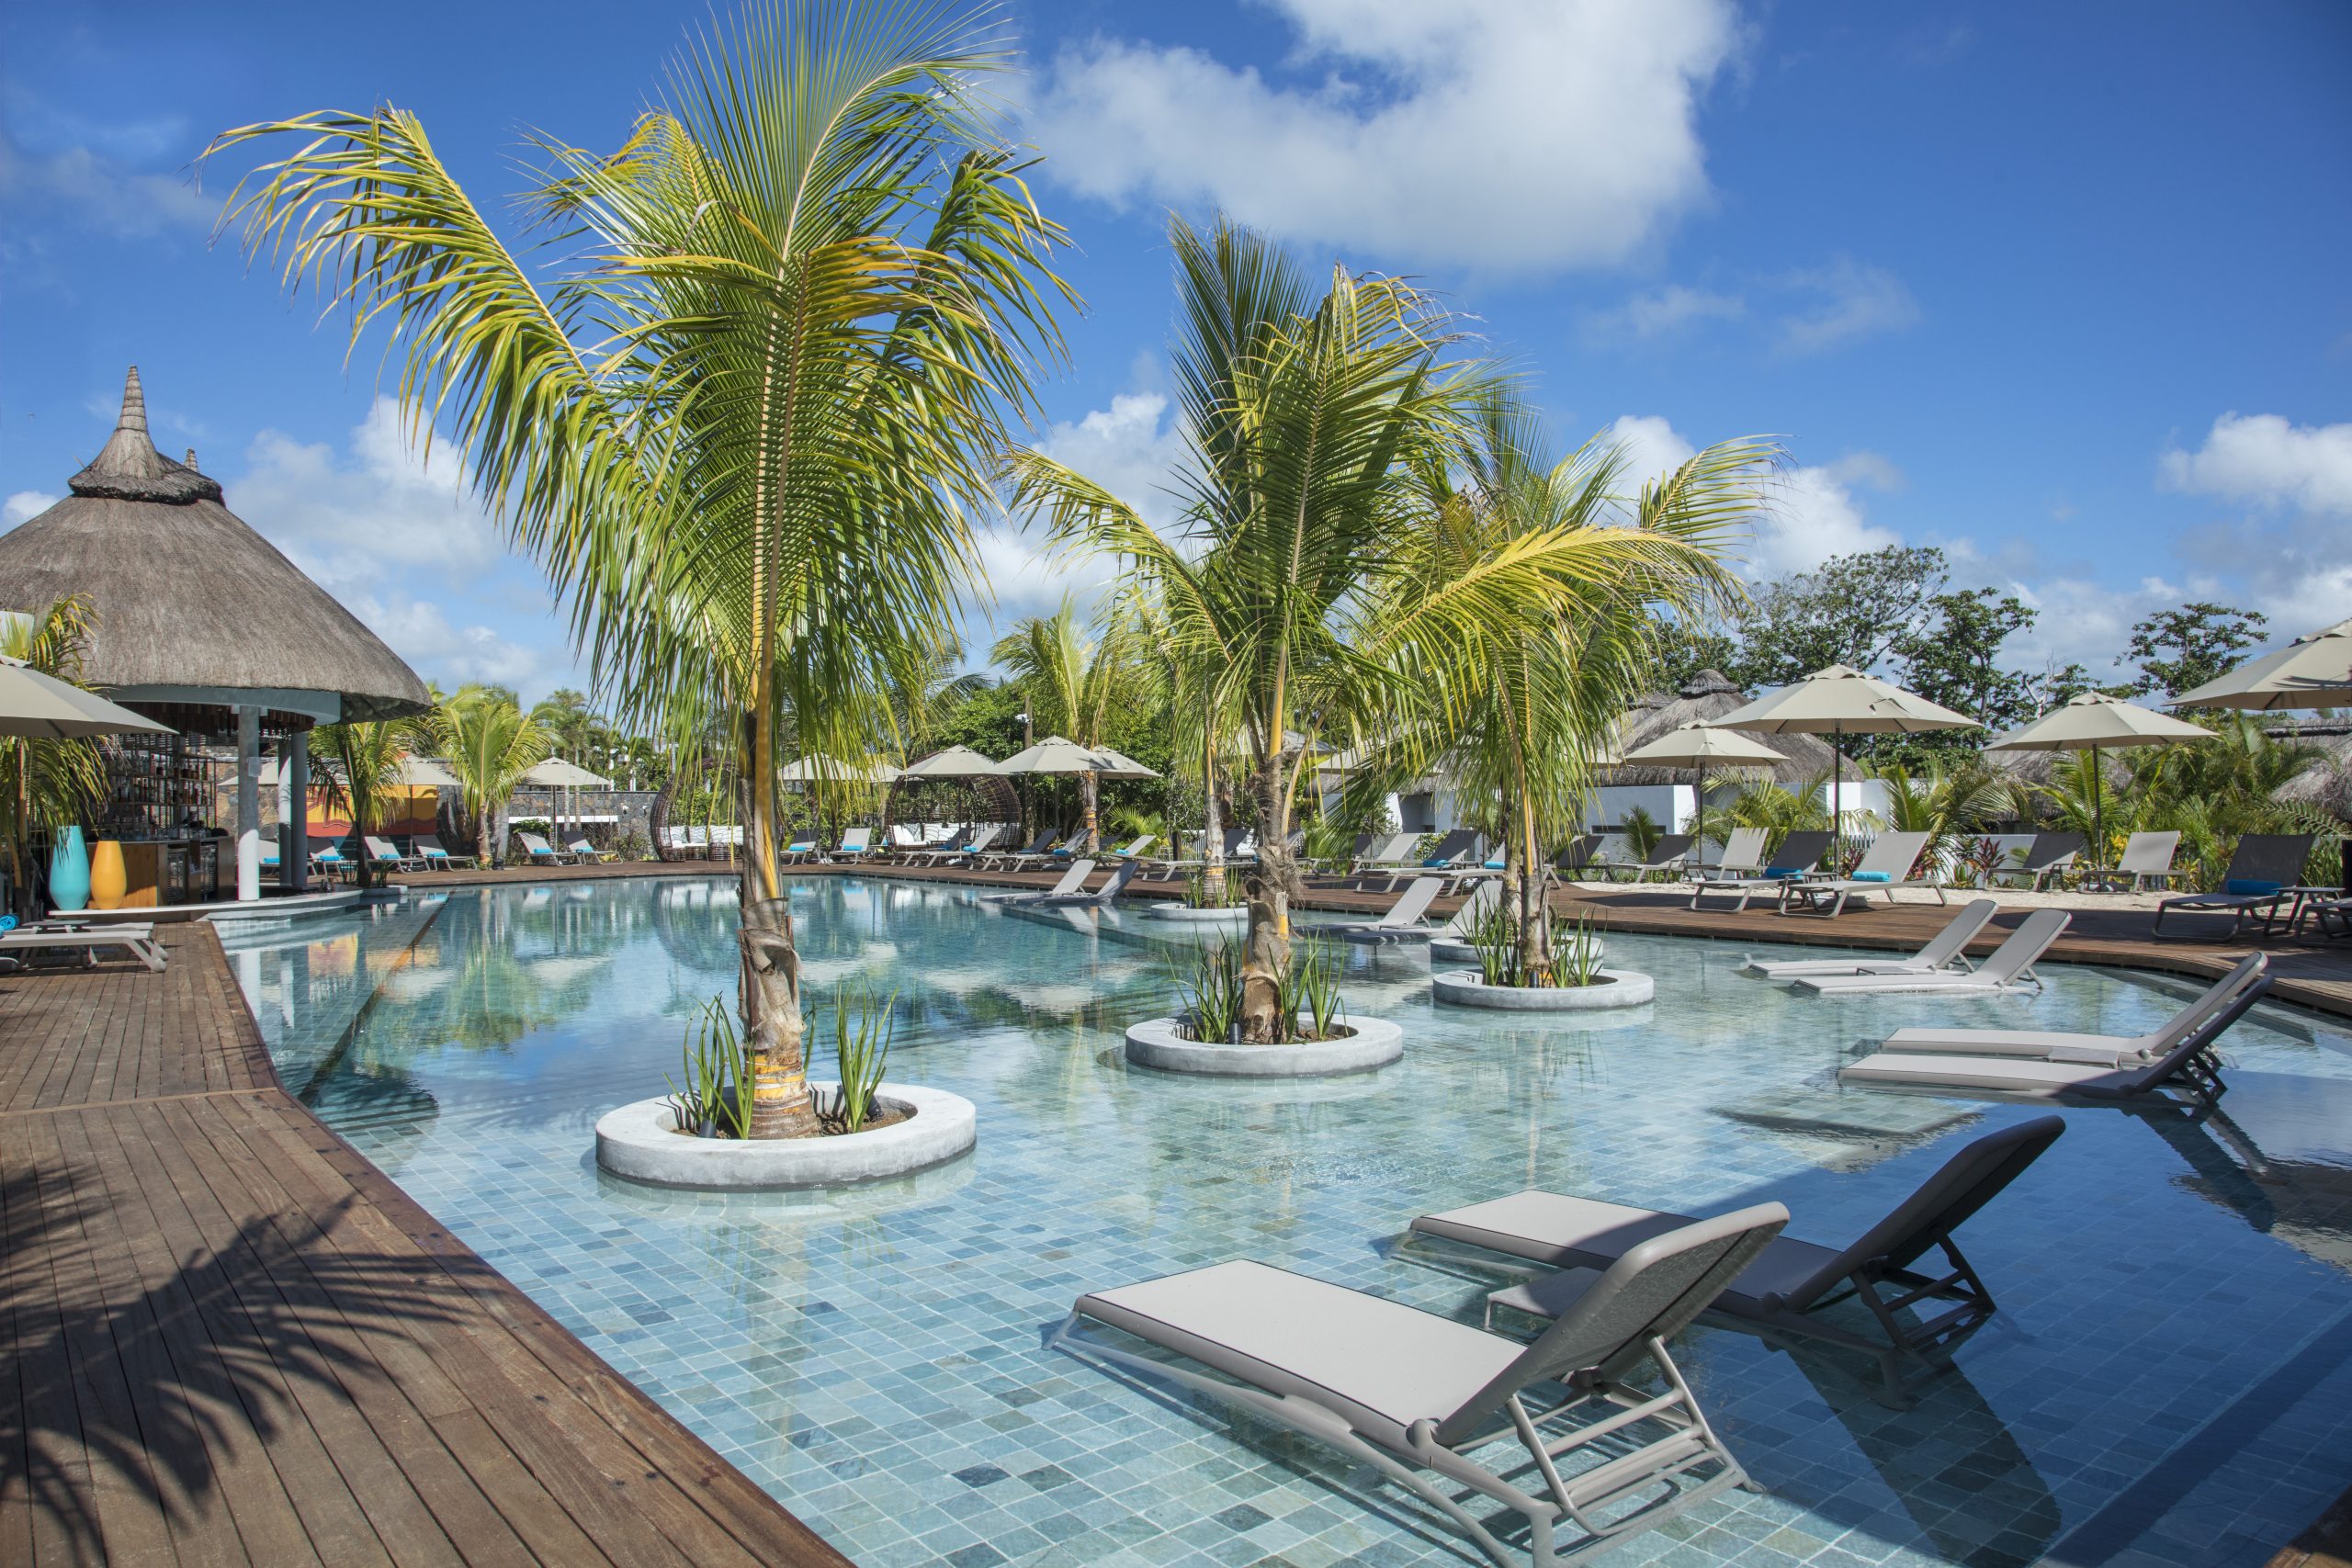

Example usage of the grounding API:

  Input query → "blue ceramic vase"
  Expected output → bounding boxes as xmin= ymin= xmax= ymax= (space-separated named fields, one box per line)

xmin=49 ymin=825 xmax=91 ymax=912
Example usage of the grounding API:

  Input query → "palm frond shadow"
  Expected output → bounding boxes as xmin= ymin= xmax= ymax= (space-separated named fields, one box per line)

xmin=5 ymin=1164 xmax=466 ymax=1554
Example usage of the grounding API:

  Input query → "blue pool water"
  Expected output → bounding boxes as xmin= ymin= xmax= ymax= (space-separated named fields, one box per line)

xmin=227 ymin=877 xmax=2352 ymax=1568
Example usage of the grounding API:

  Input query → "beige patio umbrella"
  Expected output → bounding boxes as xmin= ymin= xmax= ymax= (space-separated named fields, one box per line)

xmin=1617 ymin=723 xmax=1789 ymax=842
xmin=1000 ymin=735 xmax=1159 ymax=851
xmin=1986 ymin=694 xmax=2209 ymax=863
xmin=898 ymin=745 xmax=1003 ymax=778
xmin=0 ymin=656 xmax=173 ymax=739
xmin=2171 ymin=615 xmax=2352 ymax=712
xmin=1711 ymin=664 xmax=1979 ymax=856
xmin=778 ymin=753 xmax=903 ymax=784
xmin=525 ymin=757 xmax=614 ymax=838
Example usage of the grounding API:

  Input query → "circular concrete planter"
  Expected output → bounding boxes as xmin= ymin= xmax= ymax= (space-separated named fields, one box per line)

xmin=1430 ymin=968 xmax=1654 ymax=1010
xmin=1124 ymin=1015 xmax=1404 ymax=1077
xmin=1428 ymin=936 xmax=1606 ymax=967
xmin=1143 ymin=902 xmax=1250 ymax=924
xmin=595 ymin=1081 xmax=975 ymax=1190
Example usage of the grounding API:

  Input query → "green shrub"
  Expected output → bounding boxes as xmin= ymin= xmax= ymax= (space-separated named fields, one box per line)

xmin=666 ymin=995 xmax=752 ymax=1138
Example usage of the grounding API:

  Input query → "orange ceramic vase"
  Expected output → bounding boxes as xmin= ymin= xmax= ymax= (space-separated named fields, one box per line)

xmin=89 ymin=839 xmax=128 ymax=910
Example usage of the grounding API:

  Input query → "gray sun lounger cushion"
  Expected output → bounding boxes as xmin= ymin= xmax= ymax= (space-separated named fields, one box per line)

xmin=1411 ymin=1118 xmax=2064 ymax=1395
xmin=1034 ymin=858 xmax=1138 ymax=907
xmin=2154 ymin=833 xmax=2315 ymax=939
xmin=1689 ymin=828 xmax=1769 ymax=881
xmin=1688 ymin=831 xmax=1833 ymax=911
xmin=987 ymin=858 xmax=1095 ymax=903
xmin=1880 ymin=953 xmax=2267 ymax=1065
xmin=1780 ymin=831 xmax=1942 ymax=915
xmin=1330 ymin=875 xmax=1446 ymax=942
xmin=1791 ymin=908 xmax=2068 ymax=996
xmin=1442 ymin=878 xmax=1501 ymax=938
xmin=1743 ymin=899 xmax=1996 ymax=979
xmin=1606 ymin=834 xmax=1695 ymax=882
xmin=1986 ymin=831 xmax=2086 ymax=891
xmin=1057 ymin=1204 xmax=1789 ymax=1568
xmin=1840 ymin=985 xmax=2256 ymax=1108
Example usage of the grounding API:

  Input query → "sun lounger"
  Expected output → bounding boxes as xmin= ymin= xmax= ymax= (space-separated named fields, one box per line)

xmin=2110 ymin=830 xmax=2185 ymax=893
xmin=2311 ymin=896 xmax=2352 ymax=939
xmin=1033 ymin=859 xmax=1139 ymax=908
xmin=2154 ymin=833 xmax=2316 ymax=940
xmin=515 ymin=831 xmax=577 ymax=866
xmin=1985 ymin=831 xmax=2086 ymax=892
xmin=920 ymin=823 xmax=1003 ymax=866
xmin=1840 ymin=982 xmax=2254 ymax=1108
xmin=986 ymin=858 xmax=1095 ymax=904
xmin=1327 ymin=875 xmax=1446 ymax=942
xmin=1875 ymin=953 xmax=2267 ymax=1065
xmin=830 ymin=827 xmax=873 ymax=861
xmin=1687 ymin=830 xmax=1833 ymax=912
xmin=1409 ymin=1119 xmax=2063 ymax=1398
xmin=362 ymin=834 xmax=417 ymax=874
xmin=1790 ymin=908 xmax=2068 ymax=997
xmin=780 ymin=836 xmax=821 ymax=865
xmin=1054 ymin=1205 xmax=1790 ymax=1568
xmin=1687 ymin=828 xmax=1768 ymax=883
xmin=1742 ymin=899 xmax=1996 ymax=980
xmin=978 ymin=829 xmax=1054 ymax=870
xmin=998 ymin=830 xmax=1083 ymax=872
xmin=1601 ymin=833 xmax=1694 ymax=884
xmin=413 ymin=835 xmax=477 ymax=869
xmin=1102 ymin=834 xmax=1155 ymax=861
xmin=567 ymin=837 xmax=619 ymax=863
xmin=1552 ymin=834 xmax=1604 ymax=880
xmin=1441 ymin=878 xmax=1501 ymax=939
xmin=1 ymin=920 xmax=168 ymax=972
xmin=1781 ymin=831 xmax=1942 ymax=916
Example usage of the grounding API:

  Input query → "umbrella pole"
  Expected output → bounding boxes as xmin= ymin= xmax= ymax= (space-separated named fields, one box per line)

xmin=2090 ymin=745 xmax=2103 ymax=883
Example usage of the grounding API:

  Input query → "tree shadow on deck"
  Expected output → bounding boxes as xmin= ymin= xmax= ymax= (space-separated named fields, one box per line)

xmin=2 ymin=1160 xmax=469 ymax=1558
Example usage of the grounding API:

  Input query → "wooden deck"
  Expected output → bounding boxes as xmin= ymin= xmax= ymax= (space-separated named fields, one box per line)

xmin=0 ymin=921 xmax=851 ymax=1567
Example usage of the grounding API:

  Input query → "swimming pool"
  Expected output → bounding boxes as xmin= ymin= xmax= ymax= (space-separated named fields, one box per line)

xmin=227 ymin=876 xmax=2352 ymax=1568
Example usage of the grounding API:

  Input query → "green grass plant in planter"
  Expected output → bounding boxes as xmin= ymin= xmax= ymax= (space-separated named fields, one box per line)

xmin=822 ymin=986 xmax=898 ymax=1133
xmin=666 ymin=995 xmax=752 ymax=1139
xmin=1283 ymin=937 xmax=1348 ymax=1039
xmin=1170 ymin=936 xmax=1246 ymax=1042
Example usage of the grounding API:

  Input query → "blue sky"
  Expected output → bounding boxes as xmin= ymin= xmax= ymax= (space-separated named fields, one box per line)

xmin=3 ymin=1 xmax=2347 ymax=704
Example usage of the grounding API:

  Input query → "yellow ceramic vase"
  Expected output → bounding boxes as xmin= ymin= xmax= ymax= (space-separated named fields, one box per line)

xmin=89 ymin=839 xmax=128 ymax=910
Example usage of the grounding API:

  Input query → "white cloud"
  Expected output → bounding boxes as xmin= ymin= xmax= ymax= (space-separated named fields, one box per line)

xmin=1774 ymin=257 xmax=1918 ymax=355
xmin=1587 ymin=284 xmax=1747 ymax=342
xmin=2160 ymin=412 xmax=2352 ymax=516
xmin=1600 ymin=414 xmax=1900 ymax=579
xmin=3 ymin=491 xmax=59 ymax=527
xmin=1024 ymin=0 xmax=1741 ymax=272
xmin=231 ymin=397 xmax=505 ymax=599
xmin=348 ymin=593 xmax=543 ymax=689
xmin=0 ymin=125 xmax=210 ymax=239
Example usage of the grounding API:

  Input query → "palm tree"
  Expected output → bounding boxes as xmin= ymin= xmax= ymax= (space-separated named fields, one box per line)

xmin=309 ymin=718 xmax=419 ymax=889
xmin=1017 ymin=217 xmax=1743 ymax=1037
xmin=990 ymin=595 xmax=1131 ymax=851
xmin=426 ymin=688 xmax=552 ymax=866
xmin=1867 ymin=756 xmax=2018 ymax=869
xmin=1358 ymin=399 xmax=1757 ymax=982
xmin=2 ymin=596 xmax=107 ymax=919
xmin=212 ymin=2 xmax=1072 ymax=1136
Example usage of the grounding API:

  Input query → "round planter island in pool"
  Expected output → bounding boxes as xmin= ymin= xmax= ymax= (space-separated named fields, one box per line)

xmin=595 ymin=1081 xmax=976 ymax=1190
xmin=1430 ymin=968 xmax=1654 ymax=1010
xmin=1124 ymin=1015 xmax=1404 ymax=1077
xmin=1142 ymin=903 xmax=1250 ymax=926
xmin=1429 ymin=936 xmax=1606 ymax=967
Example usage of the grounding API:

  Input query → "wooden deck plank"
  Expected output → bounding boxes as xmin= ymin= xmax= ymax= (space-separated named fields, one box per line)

xmin=0 ymin=925 xmax=854 ymax=1568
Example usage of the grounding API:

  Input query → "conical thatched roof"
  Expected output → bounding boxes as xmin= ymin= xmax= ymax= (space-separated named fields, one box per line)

xmin=0 ymin=367 xmax=431 ymax=724
xmin=1601 ymin=670 xmax=1840 ymax=784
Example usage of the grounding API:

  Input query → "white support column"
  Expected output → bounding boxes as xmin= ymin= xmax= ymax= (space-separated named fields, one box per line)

xmin=287 ymin=739 xmax=311 ymax=892
xmin=235 ymin=705 xmax=261 ymax=901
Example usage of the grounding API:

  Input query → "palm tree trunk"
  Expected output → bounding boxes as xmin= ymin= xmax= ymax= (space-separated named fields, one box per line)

xmin=1079 ymin=770 xmax=1100 ymax=853
xmin=1239 ymin=751 xmax=1293 ymax=1042
xmin=742 ymin=691 xmax=816 ymax=1139
xmin=1200 ymin=699 xmax=1226 ymax=906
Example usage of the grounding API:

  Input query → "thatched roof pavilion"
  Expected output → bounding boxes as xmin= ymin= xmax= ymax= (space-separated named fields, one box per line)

xmin=1601 ymin=670 xmax=1839 ymax=785
xmin=0 ymin=367 xmax=432 ymax=902
xmin=0 ymin=367 xmax=430 ymax=727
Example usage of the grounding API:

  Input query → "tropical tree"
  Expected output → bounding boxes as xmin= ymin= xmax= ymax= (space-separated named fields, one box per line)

xmin=989 ymin=595 xmax=1132 ymax=851
xmin=425 ymin=687 xmax=552 ymax=866
xmin=1356 ymin=398 xmax=1757 ymax=982
xmin=1864 ymin=755 xmax=2018 ymax=867
xmin=213 ymin=3 xmax=1072 ymax=1137
xmin=1018 ymin=217 xmax=1752 ymax=1034
xmin=2 ymin=597 xmax=107 ymax=919
xmin=309 ymin=718 xmax=420 ymax=889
